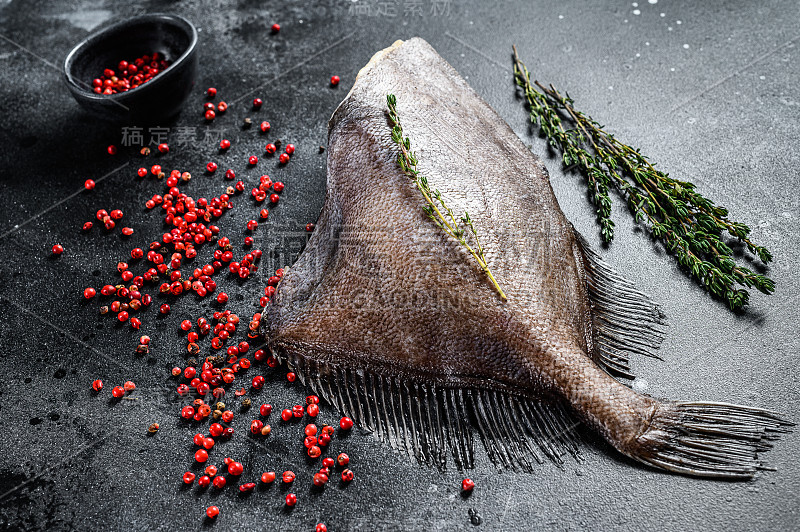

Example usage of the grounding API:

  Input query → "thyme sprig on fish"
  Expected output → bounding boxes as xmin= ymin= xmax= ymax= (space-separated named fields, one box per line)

xmin=386 ymin=94 xmax=507 ymax=301
xmin=511 ymin=46 xmax=774 ymax=311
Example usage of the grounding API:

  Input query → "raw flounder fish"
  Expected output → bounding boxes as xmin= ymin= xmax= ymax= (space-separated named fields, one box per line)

xmin=263 ymin=38 xmax=790 ymax=478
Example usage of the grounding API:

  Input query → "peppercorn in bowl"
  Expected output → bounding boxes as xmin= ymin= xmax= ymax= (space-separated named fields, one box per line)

xmin=63 ymin=13 xmax=197 ymax=123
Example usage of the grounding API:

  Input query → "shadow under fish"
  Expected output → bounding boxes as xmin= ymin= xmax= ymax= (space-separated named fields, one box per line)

xmin=261 ymin=38 xmax=791 ymax=479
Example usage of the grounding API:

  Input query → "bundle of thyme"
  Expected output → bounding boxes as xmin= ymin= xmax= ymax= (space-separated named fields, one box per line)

xmin=386 ymin=94 xmax=507 ymax=301
xmin=512 ymin=46 xmax=774 ymax=310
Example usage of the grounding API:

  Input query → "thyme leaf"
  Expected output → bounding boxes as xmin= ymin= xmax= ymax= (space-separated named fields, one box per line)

xmin=386 ymin=94 xmax=507 ymax=301
xmin=512 ymin=45 xmax=774 ymax=311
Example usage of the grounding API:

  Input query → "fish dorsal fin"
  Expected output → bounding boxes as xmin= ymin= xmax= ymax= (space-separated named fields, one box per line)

xmin=274 ymin=346 xmax=582 ymax=472
xmin=574 ymin=231 xmax=668 ymax=380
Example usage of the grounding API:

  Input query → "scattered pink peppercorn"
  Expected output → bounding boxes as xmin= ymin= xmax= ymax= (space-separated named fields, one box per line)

xmin=316 ymin=524 xmax=328 ymax=532
xmin=308 ymin=445 xmax=322 ymax=458
xmin=462 ymin=478 xmax=475 ymax=492
xmin=261 ymin=471 xmax=276 ymax=483
xmin=249 ymin=155 xmax=258 ymax=165
xmin=206 ymin=87 xmax=217 ymax=97
xmin=123 ymin=380 xmax=136 ymax=392
xmin=195 ymin=449 xmax=209 ymax=463
xmin=107 ymin=145 xmax=117 ymax=155
xmin=260 ymin=121 xmax=270 ymax=132
xmin=206 ymin=162 xmax=218 ymax=173
xmin=206 ymin=506 xmax=219 ymax=519
xmin=219 ymin=139 xmax=230 ymax=150
xmin=271 ymin=23 xmax=280 ymax=33
xmin=197 ymin=475 xmax=211 ymax=488
xmin=92 ymin=379 xmax=103 ymax=392
xmin=279 ymin=153 xmax=290 ymax=164
xmin=213 ymin=476 xmax=226 ymax=489
xmin=84 ymin=179 xmax=95 ymax=190
xmin=228 ymin=461 xmax=244 ymax=476
xmin=158 ymin=143 xmax=169 ymax=153
xmin=341 ymin=469 xmax=354 ymax=482
xmin=112 ymin=386 xmax=124 ymax=398
xmin=51 ymin=244 xmax=64 ymax=255
xmin=205 ymin=109 xmax=215 ymax=120
xmin=331 ymin=75 xmax=340 ymax=86
xmin=83 ymin=287 xmax=96 ymax=299
xmin=340 ymin=416 xmax=354 ymax=430
xmin=183 ymin=472 xmax=196 ymax=484
xmin=337 ymin=453 xmax=350 ymax=466
xmin=253 ymin=98 xmax=263 ymax=109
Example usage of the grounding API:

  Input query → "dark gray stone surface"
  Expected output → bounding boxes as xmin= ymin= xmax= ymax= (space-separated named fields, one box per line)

xmin=0 ymin=1 xmax=798 ymax=530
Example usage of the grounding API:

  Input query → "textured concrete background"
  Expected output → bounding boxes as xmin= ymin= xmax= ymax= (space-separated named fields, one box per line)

xmin=0 ymin=0 xmax=798 ymax=530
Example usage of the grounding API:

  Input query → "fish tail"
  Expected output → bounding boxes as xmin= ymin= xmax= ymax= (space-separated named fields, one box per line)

xmin=627 ymin=400 xmax=793 ymax=479
xmin=557 ymin=356 xmax=791 ymax=479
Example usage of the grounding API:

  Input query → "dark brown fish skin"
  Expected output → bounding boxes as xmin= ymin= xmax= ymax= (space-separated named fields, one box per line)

xmin=265 ymin=37 xmax=653 ymax=457
xmin=264 ymin=38 xmax=788 ymax=477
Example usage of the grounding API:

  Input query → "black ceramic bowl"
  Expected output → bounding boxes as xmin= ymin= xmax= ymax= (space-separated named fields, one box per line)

xmin=64 ymin=13 xmax=198 ymax=123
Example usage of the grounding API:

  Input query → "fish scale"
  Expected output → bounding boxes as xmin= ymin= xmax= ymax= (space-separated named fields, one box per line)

xmin=262 ymin=38 xmax=791 ymax=479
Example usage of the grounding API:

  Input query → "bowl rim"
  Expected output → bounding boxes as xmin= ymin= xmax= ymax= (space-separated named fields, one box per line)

xmin=63 ymin=13 xmax=197 ymax=102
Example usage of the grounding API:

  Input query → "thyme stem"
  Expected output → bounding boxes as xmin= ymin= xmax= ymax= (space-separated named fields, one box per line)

xmin=512 ymin=45 xmax=774 ymax=311
xmin=386 ymin=94 xmax=507 ymax=301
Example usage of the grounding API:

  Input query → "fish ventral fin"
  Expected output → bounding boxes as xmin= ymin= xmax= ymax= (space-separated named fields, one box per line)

xmin=575 ymin=231 xmax=667 ymax=380
xmin=274 ymin=347 xmax=583 ymax=472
